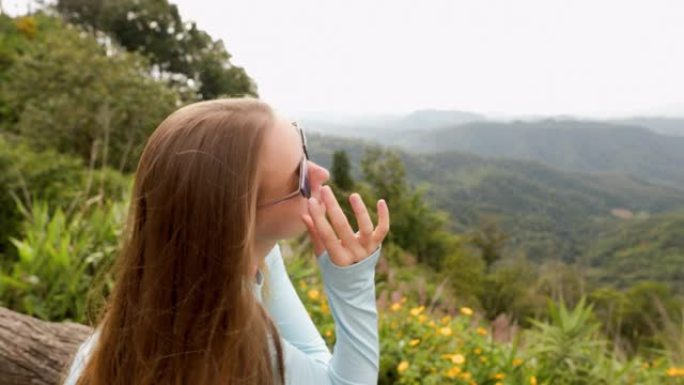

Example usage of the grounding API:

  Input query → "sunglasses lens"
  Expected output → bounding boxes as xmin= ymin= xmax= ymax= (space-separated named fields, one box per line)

xmin=300 ymin=158 xmax=311 ymax=198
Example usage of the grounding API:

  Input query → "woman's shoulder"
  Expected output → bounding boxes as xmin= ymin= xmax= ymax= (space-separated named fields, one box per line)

xmin=264 ymin=242 xmax=284 ymax=268
xmin=63 ymin=330 xmax=101 ymax=385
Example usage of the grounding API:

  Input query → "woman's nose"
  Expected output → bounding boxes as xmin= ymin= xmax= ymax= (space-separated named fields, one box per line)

xmin=308 ymin=161 xmax=330 ymax=185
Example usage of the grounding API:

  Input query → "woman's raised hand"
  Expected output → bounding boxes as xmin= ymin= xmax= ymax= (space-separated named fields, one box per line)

xmin=301 ymin=185 xmax=390 ymax=267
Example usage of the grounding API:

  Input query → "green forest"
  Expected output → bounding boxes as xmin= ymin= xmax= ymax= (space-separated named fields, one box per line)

xmin=1 ymin=2 xmax=683 ymax=384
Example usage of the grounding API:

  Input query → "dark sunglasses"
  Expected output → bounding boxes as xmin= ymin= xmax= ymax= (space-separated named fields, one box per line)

xmin=257 ymin=122 xmax=310 ymax=208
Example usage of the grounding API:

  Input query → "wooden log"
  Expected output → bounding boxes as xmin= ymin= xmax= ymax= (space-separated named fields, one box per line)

xmin=0 ymin=306 xmax=92 ymax=385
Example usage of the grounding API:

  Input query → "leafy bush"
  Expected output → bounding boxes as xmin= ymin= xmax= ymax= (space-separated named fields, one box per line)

xmin=0 ymin=134 xmax=131 ymax=257
xmin=0 ymin=195 xmax=127 ymax=323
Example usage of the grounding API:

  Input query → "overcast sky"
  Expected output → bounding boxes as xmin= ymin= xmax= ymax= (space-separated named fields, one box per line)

xmin=6 ymin=0 xmax=684 ymax=119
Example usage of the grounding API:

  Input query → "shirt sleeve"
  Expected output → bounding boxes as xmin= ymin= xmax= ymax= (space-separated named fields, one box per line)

xmin=61 ymin=331 xmax=99 ymax=385
xmin=263 ymin=243 xmax=382 ymax=385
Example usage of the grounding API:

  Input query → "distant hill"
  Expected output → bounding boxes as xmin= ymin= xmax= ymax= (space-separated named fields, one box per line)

xmin=307 ymin=133 xmax=684 ymax=263
xmin=391 ymin=109 xmax=487 ymax=130
xmin=584 ymin=209 xmax=684 ymax=293
xmin=382 ymin=119 xmax=684 ymax=189
xmin=302 ymin=109 xmax=486 ymax=141
xmin=610 ymin=117 xmax=684 ymax=136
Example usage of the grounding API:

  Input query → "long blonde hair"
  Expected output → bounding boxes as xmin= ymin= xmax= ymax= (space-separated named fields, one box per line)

xmin=74 ymin=98 xmax=285 ymax=385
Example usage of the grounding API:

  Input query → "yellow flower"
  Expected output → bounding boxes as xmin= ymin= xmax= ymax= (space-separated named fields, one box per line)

xmin=441 ymin=353 xmax=464 ymax=364
xmin=446 ymin=366 xmax=462 ymax=378
xmin=460 ymin=307 xmax=474 ymax=316
xmin=321 ymin=302 xmax=330 ymax=314
xmin=410 ymin=306 xmax=425 ymax=316
xmin=307 ymin=289 xmax=320 ymax=300
xmin=390 ymin=302 xmax=402 ymax=312
xmin=325 ymin=330 xmax=333 ymax=337
xmin=15 ymin=16 xmax=38 ymax=39
xmin=408 ymin=338 xmax=421 ymax=347
xmin=512 ymin=358 xmax=524 ymax=366
xmin=418 ymin=314 xmax=427 ymax=324
xmin=476 ymin=327 xmax=488 ymax=336
xmin=397 ymin=360 xmax=409 ymax=373
xmin=493 ymin=373 xmax=505 ymax=380
xmin=480 ymin=356 xmax=488 ymax=363
xmin=298 ymin=280 xmax=308 ymax=289
xmin=667 ymin=367 xmax=684 ymax=377
xmin=428 ymin=320 xmax=436 ymax=328
xmin=460 ymin=371 xmax=472 ymax=380
xmin=495 ymin=383 xmax=503 ymax=385
xmin=441 ymin=315 xmax=451 ymax=324
xmin=530 ymin=375 xmax=538 ymax=385
xmin=439 ymin=326 xmax=453 ymax=336
xmin=473 ymin=347 xmax=482 ymax=355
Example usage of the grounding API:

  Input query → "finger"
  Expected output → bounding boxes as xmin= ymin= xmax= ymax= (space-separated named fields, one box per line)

xmin=320 ymin=186 xmax=365 ymax=256
xmin=301 ymin=214 xmax=325 ymax=257
xmin=349 ymin=193 xmax=374 ymax=247
xmin=308 ymin=197 xmax=350 ymax=264
xmin=372 ymin=199 xmax=390 ymax=244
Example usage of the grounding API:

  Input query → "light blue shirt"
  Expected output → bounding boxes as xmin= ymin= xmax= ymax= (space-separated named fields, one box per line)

xmin=63 ymin=243 xmax=382 ymax=385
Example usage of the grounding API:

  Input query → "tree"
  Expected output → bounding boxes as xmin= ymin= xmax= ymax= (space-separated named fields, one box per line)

xmin=1 ymin=14 xmax=178 ymax=173
xmin=360 ymin=146 xmax=464 ymax=269
xmin=55 ymin=0 xmax=257 ymax=100
xmin=331 ymin=150 xmax=354 ymax=191
xmin=467 ymin=216 xmax=510 ymax=271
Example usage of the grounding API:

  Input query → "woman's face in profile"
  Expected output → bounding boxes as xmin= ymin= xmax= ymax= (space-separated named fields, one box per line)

xmin=255 ymin=115 xmax=330 ymax=243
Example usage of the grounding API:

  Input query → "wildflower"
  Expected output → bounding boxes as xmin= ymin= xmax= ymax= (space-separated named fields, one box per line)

xmin=530 ymin=375 xmax=538 ymax=385
xmin=442 ymin=353 xmax=465 ymax=365
xmin=446 ymin=366 xmax=461 ymax=378
xmin=460 ymin=307 xmax=474 ymax=316
xmin=410 ymin=306 xmax=425 ymax=316
xmin=439 ymin=327 xmax=452 ymax=336
xmin=390 ymin=302 xmax=402 ymax=312
xmin=325 ymin=330 xmax=333 ymax=337
xmin=299 ymin=280 xmax=308 ymax=289
xmin=408 ymin=338 xmax=421 ymax=347
xmin=512 ymin=358 xmax=524 ymax=366
xmin=476 ymin=327 xmax=488 ymax=336
xmin=473 ymin=347 xmax=482 ymax=355
xmin=418 ymin=314 xmax=427 ymax=324
xmin=428 ymin=320 xmax=436 ymax=328
xmin=307 ymin=289 xmax=320 ymax=300
xmin=397 ymin=360 xmax=409 ymax=373
xmin=15 ymin=16 xmax=38 ymax=39
xmin=480 ymin=356 xmax=488 ymax=363
xmin=667 ymin=367 xmax=684 ymax=377
xmin=441 ymin=315 xmax=451 ymax=324
xmin=460 ymin=371 xmax=472 ymax=380
xmin=321 ymin=302 xmax=330 ymax=314
xmin=493 ymin=373 xmax=505 ymax=380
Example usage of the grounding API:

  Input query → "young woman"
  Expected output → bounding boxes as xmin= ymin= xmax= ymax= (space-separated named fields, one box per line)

xmin=62 ymin=98 xmax=390 ymax=385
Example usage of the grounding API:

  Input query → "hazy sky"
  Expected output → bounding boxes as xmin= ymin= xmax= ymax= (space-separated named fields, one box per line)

xmin=6 ymin=0 xmax=684 ymax=118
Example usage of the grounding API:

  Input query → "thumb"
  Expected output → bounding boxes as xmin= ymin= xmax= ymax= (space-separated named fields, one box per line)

xmin=301 ymin=214 xmax=325 ymax=257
